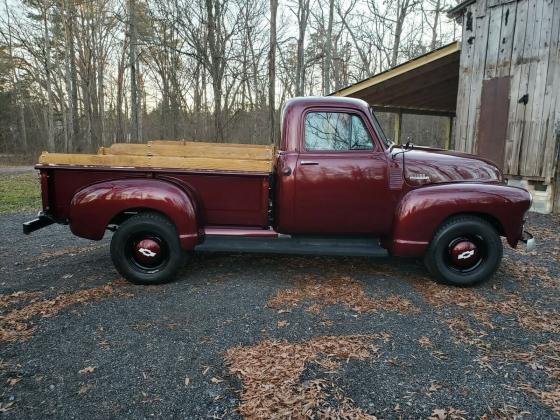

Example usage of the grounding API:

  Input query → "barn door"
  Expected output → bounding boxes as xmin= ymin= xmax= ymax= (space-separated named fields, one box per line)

xmin=477 ymin=76 xmax=511 ymax=170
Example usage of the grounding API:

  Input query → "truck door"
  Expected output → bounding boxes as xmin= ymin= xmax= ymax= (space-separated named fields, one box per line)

xmin=292 ymin=110 xmax=392 ymax=235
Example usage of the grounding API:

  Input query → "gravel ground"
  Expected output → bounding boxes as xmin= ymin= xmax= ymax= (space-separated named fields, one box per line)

xmin=0 ymin=211 xmax=558 ymax=419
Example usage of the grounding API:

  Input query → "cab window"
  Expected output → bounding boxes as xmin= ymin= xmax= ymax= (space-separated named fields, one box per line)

xmin=304 ymin=112 xmax=374 ymax=151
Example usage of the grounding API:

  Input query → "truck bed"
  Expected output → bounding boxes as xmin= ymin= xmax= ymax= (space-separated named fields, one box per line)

xmin=37 ymin=141 xmax=275 ymax=229
xmin=38 ymin=140 xmax=275 ymax=173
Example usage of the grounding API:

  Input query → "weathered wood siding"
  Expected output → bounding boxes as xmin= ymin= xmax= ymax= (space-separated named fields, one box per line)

xmin=455 ymin=0 xmax=560 ymax=181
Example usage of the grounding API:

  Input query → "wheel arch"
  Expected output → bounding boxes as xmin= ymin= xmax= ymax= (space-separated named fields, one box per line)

xmin=68 ymin=178 xmax=201 ymax=250
xmin=387 ymin=183 xmax=530 ymax=257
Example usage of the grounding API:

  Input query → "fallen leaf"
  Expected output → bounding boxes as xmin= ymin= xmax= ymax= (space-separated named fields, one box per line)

xmin=429 ymin=382 xmax=443 ymax=392
xmin=430 ymin=408 xmax=447 ymax=420
xmin=7 ymin=377 xmax=21 ymax=386
xmin=78 ymin=383 xmax=94 ymax=395
xmin=277 ymin=320 xmax=289 ymax=328
xmin=184 ymin=376 xmax=190 ymax=386
xmin=0 ymin=401 xmax=15 ymax=412
xmin=210 ymin=377 xmax=223 ymax=384
xmin=78 ymin=366 xmax=95 ymax=374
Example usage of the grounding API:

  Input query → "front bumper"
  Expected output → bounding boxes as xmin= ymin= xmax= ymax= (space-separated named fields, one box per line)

xmin=23 ymin=213 xmax=55 ymax=235
xmin=521 ymin=231 xmax=536 ymax=252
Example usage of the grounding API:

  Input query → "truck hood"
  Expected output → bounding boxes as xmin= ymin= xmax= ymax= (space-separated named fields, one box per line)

xmin=396 ymin=146 xmax=502 ymax=186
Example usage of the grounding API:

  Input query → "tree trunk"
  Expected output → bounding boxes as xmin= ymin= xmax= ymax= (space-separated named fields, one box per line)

xmin=295 ymin=0 xmax=309 ymax=96
xmin=129 ymin=0 xmax=140 ymax=141
xmin=42 ymin=3 xmax=55 ymax=151
xmin=430 ymin=0 xmax=441 ymax=50
xmin=5 ymin=0 xmax=27 ymax=151
xmin=268 ymin=0 xmax=278 ymax=145
xmin=205 ymin=0 xmax=225 ymax=141
xmin=116 ymin=41 xmax=127 ymax=142
xmin=322 ymin=0 xmax=334 ymax=95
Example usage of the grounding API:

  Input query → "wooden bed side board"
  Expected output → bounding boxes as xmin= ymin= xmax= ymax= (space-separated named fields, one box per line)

xmin=150 ymin=140 xmax=272 ymax=148
xmin=103 ymin=142 xmax=275 ymax=160
xmin=38 ymin=152 xmax=274 ymax=173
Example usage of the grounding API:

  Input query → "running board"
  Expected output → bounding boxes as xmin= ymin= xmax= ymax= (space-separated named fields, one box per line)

xmin=195 ymin=235 xmax=388 ymax=257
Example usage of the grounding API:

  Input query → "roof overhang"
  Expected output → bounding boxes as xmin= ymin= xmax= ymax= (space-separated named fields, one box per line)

xmin=331 ymin=42 xmax=461 ymax=117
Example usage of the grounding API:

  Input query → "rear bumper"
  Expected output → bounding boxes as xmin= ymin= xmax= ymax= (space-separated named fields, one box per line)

xmin=23 ymin=213 xmax=55 ymax=235
xmin=521 ymin=231 xmax=536 ymax=252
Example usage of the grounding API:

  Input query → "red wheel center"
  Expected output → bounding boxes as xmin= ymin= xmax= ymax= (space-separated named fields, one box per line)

xmin=450 ymin=240 xmax=479 ymax=269
xmin=133 ymin=238 xmax=162 ymax=266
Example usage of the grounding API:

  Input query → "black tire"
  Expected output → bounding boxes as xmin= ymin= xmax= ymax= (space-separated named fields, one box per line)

xmin=110 ymin=212 xmax=186 ymax=285
xmin=424 ymin=215 xmax=503 ymax=286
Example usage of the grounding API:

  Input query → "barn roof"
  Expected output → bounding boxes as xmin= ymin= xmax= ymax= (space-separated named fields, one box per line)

xmin=447 ymin=0 xmax=477 ymax=18
xmin=330 ymin=42 xmax=460 ymax=117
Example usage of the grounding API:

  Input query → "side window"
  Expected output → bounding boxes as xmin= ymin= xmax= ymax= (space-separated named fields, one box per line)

xmin=350 ymin=116 xmax=374 ymax=150
xmin=304 ymin=112 xmax=373 ymax=151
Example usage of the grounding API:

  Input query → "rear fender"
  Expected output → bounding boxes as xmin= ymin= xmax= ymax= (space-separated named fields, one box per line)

xmin=387 ymin=183 xmax=531 ymax=257
xmin=69 ymin=178 xmax=200 ymax=249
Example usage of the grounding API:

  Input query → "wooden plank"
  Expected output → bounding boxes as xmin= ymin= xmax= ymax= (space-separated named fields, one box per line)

xmin=519 ymin=0 xmax=548 ymax=177
xmin=454 ymin=3 xmax=477 ymax=152
xmin=465 ymin=1 xmax=491 ymax=154
xmin=540 ymin=0 xmax=560 ymax=181
xmin=104 ymin=142 xmax=275 ymax=161
xmin=496 ymin=1 xmax=517 ymax=77
xmin=528 ymin=0 xmax=554 ymax=178
xmin=38 ymin=152 xmax=274 ymax=173
xmin=504 ymin=0 xmax=530 ymax=175
xmin=393 ymin=110 xmax=402 ymax=143
xmin=150 ymin=140 xmax=272 ymax=149
xmin=484 ymin=4 xmax=503 ymax=79
xmin=445 ymin=116 xmax=454 ymax=150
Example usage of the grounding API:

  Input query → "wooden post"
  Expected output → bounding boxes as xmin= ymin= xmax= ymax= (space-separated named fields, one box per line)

xmin=393 ymin=110 xmax=402 ymax=144
xmin=444 ymin=116 xmax=453 ymax=149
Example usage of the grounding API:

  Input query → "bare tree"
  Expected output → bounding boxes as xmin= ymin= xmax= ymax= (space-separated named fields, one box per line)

xmin=269 ymin=0 xmax=278 ymax=144
xmin=291 ymin=0 xmax=310 ymax=96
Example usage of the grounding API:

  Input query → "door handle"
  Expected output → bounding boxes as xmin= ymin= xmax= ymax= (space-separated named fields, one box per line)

xmin=300 ymin=160 xmax=319 ymax=165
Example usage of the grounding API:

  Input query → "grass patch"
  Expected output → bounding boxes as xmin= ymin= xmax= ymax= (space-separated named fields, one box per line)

xmin=0 ymin=172 xmax=41 ymax=214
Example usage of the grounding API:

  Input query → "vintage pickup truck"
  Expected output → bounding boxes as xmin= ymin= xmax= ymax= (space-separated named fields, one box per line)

xmin=24 ymin=97 xmax=534 ymax=286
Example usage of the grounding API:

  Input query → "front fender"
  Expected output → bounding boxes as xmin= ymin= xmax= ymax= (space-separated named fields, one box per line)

xmin=388 ymin=183 xmax=531 ymax=257
xmin=69 ymin=178 xmax=200 ymax=249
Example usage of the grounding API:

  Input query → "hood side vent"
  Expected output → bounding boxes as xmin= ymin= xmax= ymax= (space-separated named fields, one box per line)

xmin=389 ymin=163 xmax=403 ymax=190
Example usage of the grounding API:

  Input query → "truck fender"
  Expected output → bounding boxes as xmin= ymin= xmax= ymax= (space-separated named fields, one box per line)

xmin=68 ymin=178 xmax=200 ymax=250
xmin=387 ymin=183 xmax=531 ymax=257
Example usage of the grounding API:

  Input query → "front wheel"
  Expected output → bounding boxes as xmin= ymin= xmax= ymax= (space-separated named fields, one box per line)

xmin=110 ymin=212 xmax=186 ymax=285
xmin=424 ymin=215 xmax=503 ymax=286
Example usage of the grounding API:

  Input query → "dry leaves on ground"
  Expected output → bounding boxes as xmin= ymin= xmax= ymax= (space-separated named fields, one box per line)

xmin=480 ymin=403 xmax=530 ymax=419
xmin=0 ymin=280 xmax=127 ymax=342
xmin=0 ymin=291 xmax=42 ymax=309
xmin=31 ymin=244 xmax=106 ymax=262
xmin=519 ymin=384 xmax=560 ymax=416
xmin=414 ymin=280 xmax=560 ymax=334
xmin=500 ymin=257 xmax=558 ymax=289
xmin=428 ymin=407 xmax=467 ymax=420
xmin=225 ymin=334 xmax=387 ymax=419
xmin=489 ymin=342 xmax=560 ymax=415
xmin=268 ymin=275 xmax=418 ymax=315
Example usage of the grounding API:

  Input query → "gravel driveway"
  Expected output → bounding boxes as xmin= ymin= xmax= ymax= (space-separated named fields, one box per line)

xmin=0 ymin=211 xmax=558 ymax=418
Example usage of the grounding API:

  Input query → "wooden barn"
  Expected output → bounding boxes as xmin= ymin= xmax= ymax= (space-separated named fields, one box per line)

xmin=450 ymin=0 xmax=560 ymax=213
xmin=333 ymin=0 xmax=560 ymax=213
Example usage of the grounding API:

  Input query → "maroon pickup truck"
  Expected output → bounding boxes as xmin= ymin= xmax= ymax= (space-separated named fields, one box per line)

xmin=24 ymin=97 xmax=534 ymax=286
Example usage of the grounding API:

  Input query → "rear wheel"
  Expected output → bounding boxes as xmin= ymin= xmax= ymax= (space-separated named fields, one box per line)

xmin=110 ymin=212 xmax=186 ymax=285
xmin=424 ymin=215 xmax=503 ymax=286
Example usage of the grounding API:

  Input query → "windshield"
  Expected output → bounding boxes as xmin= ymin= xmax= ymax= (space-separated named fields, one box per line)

xmin=369 ymin=108 xmax=392 ymax=148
